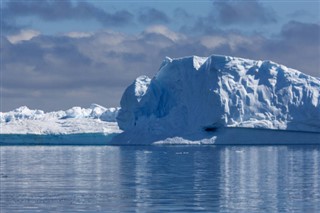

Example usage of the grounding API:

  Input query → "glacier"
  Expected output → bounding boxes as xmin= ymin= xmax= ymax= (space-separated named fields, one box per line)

xmin=114 ymin=55 xmax=320 ymax=144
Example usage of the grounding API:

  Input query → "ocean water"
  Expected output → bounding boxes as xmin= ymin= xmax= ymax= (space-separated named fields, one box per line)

xmin=0 ymin=145 xmax=319 ymax=213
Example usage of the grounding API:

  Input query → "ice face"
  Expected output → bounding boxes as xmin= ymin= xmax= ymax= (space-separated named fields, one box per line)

xmin=117 ymin=54 xmax=320 ymax=135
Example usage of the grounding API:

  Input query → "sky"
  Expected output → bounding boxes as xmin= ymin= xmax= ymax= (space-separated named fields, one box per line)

xmin=1 ymin=0 xmax=320 ymax=111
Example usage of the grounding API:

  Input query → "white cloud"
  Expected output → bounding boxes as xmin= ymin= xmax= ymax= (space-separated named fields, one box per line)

xmin=7 ymin=29 xmax=40 ymax=44
xmin=200 ymin=36 xmax=227 ymax=49
xmin=144 ymin=25 xmax=185 ymax=42
xmin=200 ymin=34 xmax=260 ymax=51
xmin=64 ymin=31 xmax=93 ymax=38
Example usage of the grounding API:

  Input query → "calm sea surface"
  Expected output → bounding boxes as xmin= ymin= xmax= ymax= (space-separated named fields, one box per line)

xmin=1 ymin=145 xmax=319 ymax=213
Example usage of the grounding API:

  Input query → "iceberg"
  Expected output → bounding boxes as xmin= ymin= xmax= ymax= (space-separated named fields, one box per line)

xmin=0 ymin=104 xmax=121 ymax=144
xmin=114 ymin=55 xmax=320 ymax=144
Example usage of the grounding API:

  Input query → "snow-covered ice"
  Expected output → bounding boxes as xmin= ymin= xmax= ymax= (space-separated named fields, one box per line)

xmin=0 ymin=104 xmax=121 ymax=135
xmin=114 ymin=54 xmax=320 ymax=144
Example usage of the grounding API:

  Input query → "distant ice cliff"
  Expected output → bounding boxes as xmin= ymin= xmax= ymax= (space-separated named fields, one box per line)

xmin=0 ymin=104 xmax=120 ymax=134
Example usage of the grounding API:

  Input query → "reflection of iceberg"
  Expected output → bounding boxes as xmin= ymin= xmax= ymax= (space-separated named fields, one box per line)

xmin=119 ymin=147 xmax=222 ymax=211
xmin=218 ymin=146 xmax=320 ymax=212
xmin=118 ymin=146 xmax=320 ymax=212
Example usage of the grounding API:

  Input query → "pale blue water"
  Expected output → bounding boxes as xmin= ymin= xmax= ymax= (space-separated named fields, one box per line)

xmin=1 ymin=145 xmax=319 ymax=213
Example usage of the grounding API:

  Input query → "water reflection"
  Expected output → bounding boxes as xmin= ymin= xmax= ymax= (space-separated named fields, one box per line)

xmin=1 ymin=145 xmax=319 ymax=212
xmin=117 ymin=146 xmax=320 ymax=212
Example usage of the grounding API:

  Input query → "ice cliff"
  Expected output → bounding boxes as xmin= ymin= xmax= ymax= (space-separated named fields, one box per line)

xmin=117 ymin=55 xmax=320 ymax=138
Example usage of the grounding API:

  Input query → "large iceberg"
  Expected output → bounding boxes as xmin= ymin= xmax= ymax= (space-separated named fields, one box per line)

xmin=114 ymin=55 xmax=320 ymax=144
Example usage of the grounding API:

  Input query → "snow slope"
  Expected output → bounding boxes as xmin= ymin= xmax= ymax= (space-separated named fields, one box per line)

xmin=115 ymin=55 xmax=320 ymax=144
xmin=0 ymin=104 xmax=121 ymax=135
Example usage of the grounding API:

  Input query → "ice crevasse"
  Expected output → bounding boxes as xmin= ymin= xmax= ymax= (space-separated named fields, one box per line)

xmin=116 ymin=55 xmax=320 ymax=142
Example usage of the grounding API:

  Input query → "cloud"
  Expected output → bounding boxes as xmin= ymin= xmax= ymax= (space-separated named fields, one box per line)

xmin=179 ymin=0 xmax=278 ymax=35
xmin=138 ymin=8 xmax=170 ymax=25
xmin=64 ymin=31 xmax=94 ymax=39
xmin=143 ymin=25 xmax=185 ymax=42
xmin=287 ymin=10 xmax=313 ymax=19
xmin=213 ymin=0 xmax=277 ymax=25
xmin=173 ymin=8 xmax=192 ymax=20
xmin=1 ymin=31 xmax=164 ymax=111
xmin=7 ymin=29 xmax=41 ymax=44
xmin=0 ymin=18 xmax=24 ymax=34
xmin=1 ymin=21 xmax=319 ymax=111
xmin=3 ymin=0 xmax=133 ymax=26
xmin=281 ymin=21 xmax=319 ymax=43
